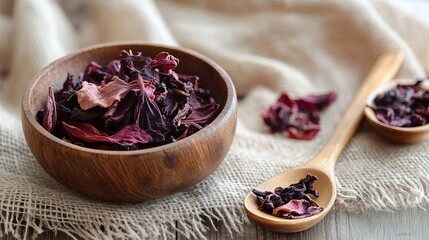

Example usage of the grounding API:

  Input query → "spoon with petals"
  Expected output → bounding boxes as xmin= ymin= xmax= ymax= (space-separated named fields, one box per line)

xmin=364 ymin=78 xmax=429 ymax=143
xmin=244 ymin=51 xmax=404 ymax=233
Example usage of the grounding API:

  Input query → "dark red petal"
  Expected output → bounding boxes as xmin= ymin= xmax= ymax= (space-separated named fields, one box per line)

xmin=82 ymin=61 xmax=114 ymax=85
xmin=180 ymin=102 xmax=219 ymax=127
xmin=148 ymin=52 xmax=179 ymax=73
xmin=42 ymin=87 xmax=57 ymax=133
xmin=111 ymin=124 xmax=152 ymax=144
xmin=134 ymin=89 xmax=169 ymax=142
xmin=287 ymin=127 xmax=320 ymax=140
xmin=62 ymin=121 xmax=109 ymax=143
xmin=63 ymin=121 xmax=151 ymax=144
xmin=298 ymin=92 xmax=337 ymax=110
xmin=76 ymin=76 xmax=142 ymax=110
xmin=273 ymin=199 xmax=323 ymax=219
xmin=176 ymin=123 xmax=202 ymax=140
xmin=276 ymin=92 xmax=296 ymax=108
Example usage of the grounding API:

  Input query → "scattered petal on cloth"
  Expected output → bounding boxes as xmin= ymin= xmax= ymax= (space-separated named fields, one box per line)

xmin=1 ymin=0 xmax=429 ymax=239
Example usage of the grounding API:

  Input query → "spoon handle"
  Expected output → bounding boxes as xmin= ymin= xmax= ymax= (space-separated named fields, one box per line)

xmin=305 ymin=51 xmax=404 ymax=172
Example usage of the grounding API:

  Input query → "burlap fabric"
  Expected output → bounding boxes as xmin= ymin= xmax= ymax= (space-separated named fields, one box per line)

xmin=1 ymin=0 xmax=429 ymax=239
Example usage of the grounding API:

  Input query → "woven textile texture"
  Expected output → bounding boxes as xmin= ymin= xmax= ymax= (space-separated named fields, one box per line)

xmin=1 ymin=0 xmax=429 ymax=239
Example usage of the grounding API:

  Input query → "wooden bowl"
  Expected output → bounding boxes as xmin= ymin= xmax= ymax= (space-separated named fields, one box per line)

xmin=364 ymin=79 xmax=429 ymax=144
xmin=21 ymin=42 xmax=237 ymax=201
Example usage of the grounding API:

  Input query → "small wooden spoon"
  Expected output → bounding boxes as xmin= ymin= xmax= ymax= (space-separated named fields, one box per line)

xmin=244 ymin=51 xmax=404 ymax=233
xmin=364 ymin=78 xmax=429 ymax=143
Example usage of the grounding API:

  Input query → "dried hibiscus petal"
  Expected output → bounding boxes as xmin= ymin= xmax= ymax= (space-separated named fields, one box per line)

xmin=76 ymin=76 xmax=141 ymax=110
xmin=296 ymin=92 xmax=337 ymax=111
xmin=180 ymin=102 xmax=219 ymax=127
xmin=176 ymin=123 xmax=202 ymax=140
xmin=37 ymin=50 xmax=219 ymax=150
xmin=42 ymin=87 xmax=57 ymax=133
xmin=103 ymin=92 xmax=138 ymax=130
xmin=262 ymin=92 xmax=336 ymax=140
xmin=134 ymin=86 xmax=169 ymax=142
xmin=63 ymin=121 xmax=152 ymax=145
xmin=371 ymin=79 xmax=429 ymax=127
xmin=82 ymin=61 xmax=116 ymax=85
xmin=117 ymin=50 xmax=151 ymax=82
xmin=149 ymin=52 xmax=179 ymax=73
xmin=57 ymin=73 xmax=76 ymax=101
xmin=252 ymin=174 xmax=323 ymax=219
xmin=273 ymin=199 xmax=323 ymax=219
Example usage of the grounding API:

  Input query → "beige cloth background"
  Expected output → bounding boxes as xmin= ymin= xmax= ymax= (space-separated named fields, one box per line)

xmin=1 ymin=0 xmax=429 ymax=239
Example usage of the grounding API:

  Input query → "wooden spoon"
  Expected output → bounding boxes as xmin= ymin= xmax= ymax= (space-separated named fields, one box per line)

xmin=364 ymin=78 xmax=429 ymax=143
xmin=244 ymin=51 xmax=404 ymax=233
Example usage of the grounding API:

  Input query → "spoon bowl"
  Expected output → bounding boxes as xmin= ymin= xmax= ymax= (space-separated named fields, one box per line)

xmin=244 ymin=168 xmax=335 ymax=232
xmin=364 ymin=78 xmax=429 ymax=143
xmin=244 ymin=51 xmax=404 ymax=232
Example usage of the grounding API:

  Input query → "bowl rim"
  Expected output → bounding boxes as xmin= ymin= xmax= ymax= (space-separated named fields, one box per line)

xmin=22 ymin=41 xmax=237 ymax=156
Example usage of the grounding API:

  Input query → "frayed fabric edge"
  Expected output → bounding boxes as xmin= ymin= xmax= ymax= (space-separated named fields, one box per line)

xmin=336 ymin=175 xmax=429 ymax=213
xmin=0 ymin=203 xmax=247 ymax=240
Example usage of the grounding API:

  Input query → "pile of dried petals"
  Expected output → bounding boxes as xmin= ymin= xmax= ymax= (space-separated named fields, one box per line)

xmin=252 ymin=174 xmax=324 ymax=219
xmin=37 ymin=50 xmax=219 ymax=150
xmin=371 ymin=79 xmax=429 ymax=127
xmin=262 ymin=92 xmax=336 ymax=140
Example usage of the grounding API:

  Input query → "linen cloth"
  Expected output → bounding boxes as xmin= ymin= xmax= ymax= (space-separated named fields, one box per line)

xmin=1 ymin=0 xmax=429 ymax=239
